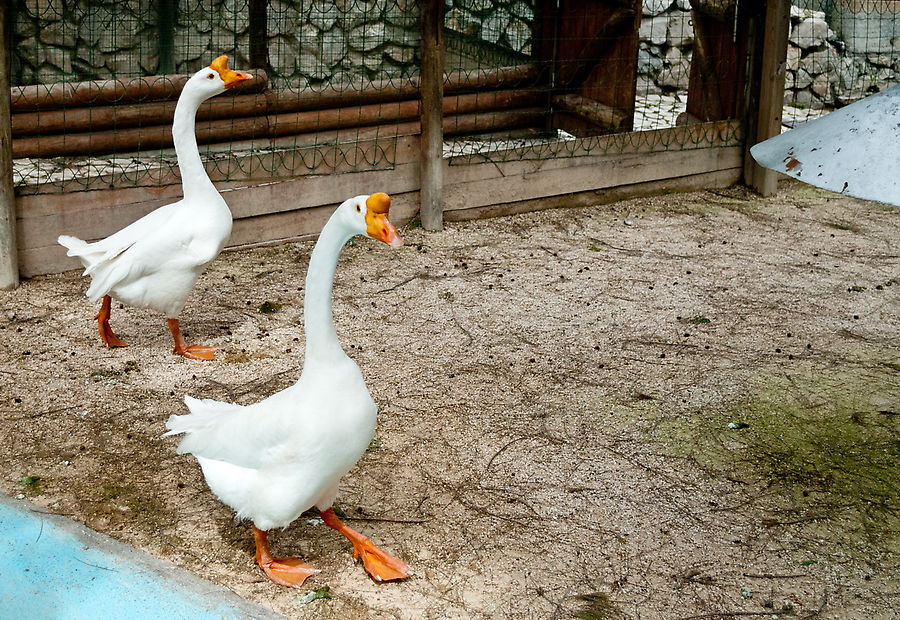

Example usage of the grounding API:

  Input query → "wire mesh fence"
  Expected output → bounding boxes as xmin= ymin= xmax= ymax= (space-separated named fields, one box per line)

xmin=783 ymin=0 xmax=899 ymax=127
xmin=7 ymin=1 xmax=897 ymax=194
xmin=9 ymin=0 xmax=421 ymax=192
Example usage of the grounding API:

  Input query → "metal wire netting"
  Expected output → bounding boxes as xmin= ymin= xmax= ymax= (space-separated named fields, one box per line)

xmin=783 ymin=0 xmax=899 ymax=129
xmin=442 ymin=0 xmax=744 ymax=164
xmin=10 ymin=0 xmax=420 ymax=192
xmin=8 ymin=1 xmax=897 ymax=193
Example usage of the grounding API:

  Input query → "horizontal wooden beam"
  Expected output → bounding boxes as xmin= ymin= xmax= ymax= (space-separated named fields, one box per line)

xmin=551 ymin=94 xmax=630 ymax=131
xmin=12 ymin=64 xmax=544 ymax=137
xmin=445 ymin=167 xmax=741 ymax=222
xmin=442 ymin=146 xmax=742 ymax=211
xmin=13 ymin=89 xmax=545 ymax=158
xmin=10 ymin=70 xmax=268 ymax=112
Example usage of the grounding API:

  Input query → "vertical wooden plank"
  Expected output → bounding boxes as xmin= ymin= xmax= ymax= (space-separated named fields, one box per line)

xmin=532 ymin=0 xmax=560 ymax=133
xmin=248 ymin=0 xmax=269 ymax=71
xmin=685 ymin=0 xmax=751 ymax=122
xmin=157 ymin=0 xmax=176 ymax=74
xmin=419 ymin=0 xmax=445 ymax=231
xmin=571 ymin=0 xmax=640 ymax=127
xmin=745 ymin=0 xmax=791 ymax=196
xmin=547 ymin=0 xmax=641 ymax=136
xmin=0 ymin=2 xmax=19 ymax=288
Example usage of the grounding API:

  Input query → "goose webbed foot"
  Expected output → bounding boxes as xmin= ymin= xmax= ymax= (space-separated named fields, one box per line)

xmin=320 ymin=508 xmax=408 ymax=582
xmin=167 ymin=318 xmax=216 ymax=360
xmin=95 ymin=295 xmax=128 ymax=347
xmin=252 ymin=526 xmax=320 ymax=588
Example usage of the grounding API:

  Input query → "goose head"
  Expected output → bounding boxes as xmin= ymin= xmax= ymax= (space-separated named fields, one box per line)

xmin=337 ymin=193 xmax=403 ymax=248
xmin=184 ymin=55 xmax=252 ymax=101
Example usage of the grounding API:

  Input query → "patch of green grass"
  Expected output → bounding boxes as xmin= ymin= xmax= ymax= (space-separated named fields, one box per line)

xmin=661 ymin=367 xmax=899 ymax=564
xmin=575 ymin=592 xmax=625 ymax=620
xmin=849 ymin=285 xmax=867 ymax=292
xmin=100 ymin=484 xmax=162 ymax=515
xmin=685 ymin=315 xmax=711 ymax=325
xmin=297 ymin=585 xmax=333 ymax=605
xmin=16 ymin=475 xmax=44 ymax=496
xmin=257 ymin=300 xmax=283 ymax=313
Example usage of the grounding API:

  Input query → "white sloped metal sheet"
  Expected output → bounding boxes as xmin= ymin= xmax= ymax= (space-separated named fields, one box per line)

xmin=750 ymin=85 xmax=900 ymax=206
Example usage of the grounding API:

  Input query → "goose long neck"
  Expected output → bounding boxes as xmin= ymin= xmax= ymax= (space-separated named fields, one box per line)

xmin=304 ymin=216 xmax=354 ymax=363
xmin=173 ymin=89 xmax=216 ymax=200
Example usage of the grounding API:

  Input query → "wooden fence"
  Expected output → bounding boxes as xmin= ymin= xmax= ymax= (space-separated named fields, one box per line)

xmin=0 ymin=0 xmax=790 ymax=285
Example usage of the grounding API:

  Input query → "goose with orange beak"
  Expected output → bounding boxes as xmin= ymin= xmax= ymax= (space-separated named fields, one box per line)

xmin=59 ymin=56 xmax=252 ymax=360
xmin=166 ymin=193 xmax=408 ymax=587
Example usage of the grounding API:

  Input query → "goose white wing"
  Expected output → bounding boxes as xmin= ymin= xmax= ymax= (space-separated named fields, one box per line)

xmin=165 ymin=391 xmax=307 ymax=470
xmin=61 ymin=200 xmax=228 ymax=308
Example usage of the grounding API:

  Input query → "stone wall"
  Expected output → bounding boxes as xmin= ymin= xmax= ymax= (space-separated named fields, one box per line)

xmin=638 ymin=1 xmax=899 ymax=108
xmin=445 ymin=0 xmax=534 ymax=55
xmin=637 ymin=0 xmax=694 ymax=95
xmin=10 ymin=0 xmax=900 ymax=108
xmin=10 ymin=0 xmax=420 ymax=87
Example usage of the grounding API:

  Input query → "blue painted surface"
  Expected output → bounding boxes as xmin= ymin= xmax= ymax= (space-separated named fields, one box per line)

xmin=0 ymin=498 xmax=276 ymax=619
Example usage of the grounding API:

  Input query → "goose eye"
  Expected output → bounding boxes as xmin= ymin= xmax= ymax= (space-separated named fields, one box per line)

xmin=207 ymin=73 xmax=215 ymax=79
xmin=356 ymin=205 xmax=361 ymax=213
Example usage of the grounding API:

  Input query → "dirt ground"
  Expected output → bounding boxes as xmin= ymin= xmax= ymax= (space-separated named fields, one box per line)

xmin=1 ymin=180 xmax=897 ymax=619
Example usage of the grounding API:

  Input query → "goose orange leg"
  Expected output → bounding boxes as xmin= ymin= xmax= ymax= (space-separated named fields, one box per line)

xmin=320 ymin=508 xmax=408 ymax=582
xmin=252 ymin=526 xmax=320 ymax=588
xmin=95 ymin=295 xmax=128 ymax=347
xmin=167 ymin=318 xmax=217 ymax=360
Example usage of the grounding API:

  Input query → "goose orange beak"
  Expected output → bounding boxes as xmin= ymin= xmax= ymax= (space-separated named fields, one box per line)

xmin=365 ymin=193 xmax=403 ymax=248
xmin=210 ymin=55 xmax=252 ymax=89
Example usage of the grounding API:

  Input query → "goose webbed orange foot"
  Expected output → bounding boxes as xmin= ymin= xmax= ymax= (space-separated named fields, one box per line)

xmin=320 ymin=508 xmax=408 ymax=582
xmin=167 ymin=319 xmax=217 ymax=361
xmin=95 ymin=295 xmax=128 ymax=348
xmin=252 ymin=526 xmax=320 ymax=588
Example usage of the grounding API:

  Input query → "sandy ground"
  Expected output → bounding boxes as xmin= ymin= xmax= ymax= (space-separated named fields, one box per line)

xmin=0 ymin=181 xmax=897 ymax=619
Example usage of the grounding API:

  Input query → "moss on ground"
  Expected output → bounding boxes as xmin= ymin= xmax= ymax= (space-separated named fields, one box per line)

xmin=661 ymin=361 xmax=899 ymax=565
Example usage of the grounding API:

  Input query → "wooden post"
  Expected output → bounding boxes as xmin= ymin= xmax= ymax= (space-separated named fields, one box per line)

xmin=248 ymin=0 xmax=269 ymax=72
xmin=157 ymin=0 xmax=176 ymax=74
xmin=745 ymin=0 xmax=790 ymax=196
xmin=418 ymin=0 xmax=445 ymax=231
xmin=0 ymin=4 xmax=19 ymax=288
xmin=685 ymin=0 xmax=752 ymax=122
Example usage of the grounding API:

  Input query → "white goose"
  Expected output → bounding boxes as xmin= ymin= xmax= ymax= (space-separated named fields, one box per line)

xmin=165 ymin=192 xmax=408 ymax=587
xmin=58 ymin=56 xmax=251 ymax=360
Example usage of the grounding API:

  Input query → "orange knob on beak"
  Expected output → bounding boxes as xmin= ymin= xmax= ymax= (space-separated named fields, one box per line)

xmin=210 ymin=55 xmax=252 ymax=89
xmin=365 ymin=193 xmax=403 ymax=248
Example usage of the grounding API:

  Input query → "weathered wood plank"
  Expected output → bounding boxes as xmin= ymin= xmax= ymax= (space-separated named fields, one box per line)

xmin=445 ymin=167 xmax=742 ymax=222
xmin=18 ymin=159 xmax=421 ymax=251
xmin=228 ymin=191 xmax=420 ymax=248
xmin=17 ymin=120 xmax=745 ymax=277
xmin=444 ymin=121 xmax=742 ymax=185
xmin=0 ymin=6 xmax=18 ymax=288
xmin=686 ymin=0 xmax=751 ymax=121
xmin=22 ymin=188 xmax=422 ymax=277
xmin=744 ymin=0 xmax=790 ymax=196
xmin=443 ymin=146 xmax=742 ymax=211
xmin=420 ymin=0 xmax=446 ymax=231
